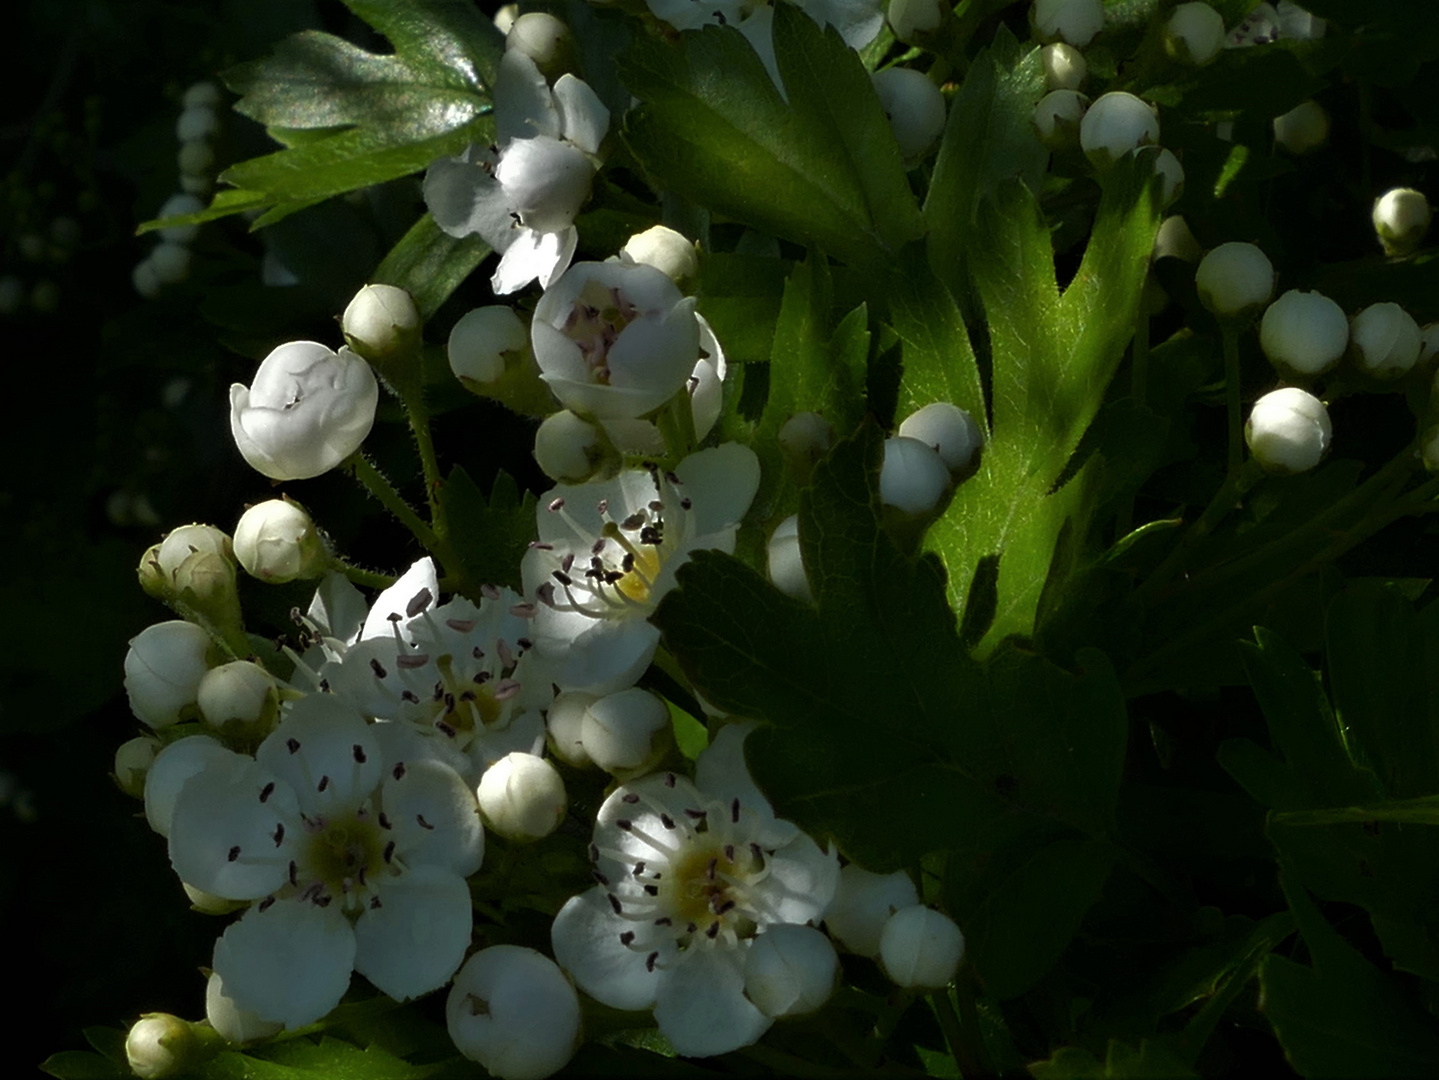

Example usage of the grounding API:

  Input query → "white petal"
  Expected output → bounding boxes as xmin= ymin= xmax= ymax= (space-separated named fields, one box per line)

xmin=360 ymin=557 xmax=439 ymax=642
xmin=469 ymin=708 xmax=548 ymax=772
xmin=169 ymin=758 xmax=297 ymax=899
xmin=307 ymin=571 xmax=368 ymax=645
xmin=496 ymin=51 xmax=561 ymax=143
xmin=551 ymin=888 xmax=659 ymax=1011
xmin=423 ymin=156 xmax=517 ymax=247
xmin=144 ymin=735 xmax=243 ymax=838
xmin=805 ymin=0 xmax=884 ymax=48
xmin=492 ymin=228 xmax=571 ymax=295
xmin=212 ymin=898 xmax=356 ymax=1029
xmin=653 ymin=947 xmax=772 ymax=1057
xmin=554 ymin=74 xmax=610 ymax=156
xmin=381 ymin=758 xmax=485 ymax=876
xmin=354 ymin=864 xmax=474 ymax=1001
xmin=256 ymin=694 xmax=381 ymax=818
xmin=675 ymin=443 xmax=762 ymax=537
xmin=531 ymin=607 xmax=661 ymax=695
xmin=753 ymin=832 xmax=839 ymax=926
xmin=693 ymin=723 xmax=790 ymax=843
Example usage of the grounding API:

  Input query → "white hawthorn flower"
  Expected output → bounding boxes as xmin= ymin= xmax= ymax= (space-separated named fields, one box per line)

xmin=551 ymin=724 xmax=839 ymax=1057
xmin=522 ymin=444 xmax=761 ymax=694
xmin=424 ymin=52 xmax=609 ymax=295
xmin=531 ymin=260 xmax=700 ymax=421
xmin=166 ymin=693 xmax=484 ymax=1029
xmin=1245 ymin=387 xmax=1331 ymax=474
xmin=229 ymin=341 xmax=379 ymax=481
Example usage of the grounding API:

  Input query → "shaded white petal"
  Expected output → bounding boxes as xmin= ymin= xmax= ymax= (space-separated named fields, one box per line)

xmin=469 ymin=708 xmax=548 ymax=772
xmin=169 ymin=758 xmax=297 ymax=900
xmin=531 ymin=607 xmax=660 ymax=695
xmin=256 ymin=695 xmax=381 ymax=818
xmin=805 ymin=0 xmax=884 ymax=48
xmin=496 ymin=51 xmax=561 ymax=143
xmin=360 ymin=557 xmax=439 ymax=641
xmin=693 ymin=723 xmax=790 ymax=843
xmin=447 ymin=945 xmax=581 ymax=1080
xmin=492 ymin=228 xmax=571 ymax=295
xmin=653 ymin=947 xmax=772 ymax=1057
xmin=212 ymin=898 xmax=356 ymax=1029
xmin=145 ymin=735 xmax=244 ymax=838
xmin=752 ymin=832 xmax=839 ymax=926
xmin=382 ymin=758 xmax=485 ymax=876
xmin=675 ymin=443 xmax=762 ymax=537
xmin=307 ymin=571 xmax=368 ymax=646
xmin=354 ymin=864 xmax=474 ymax=1001
xmin=551 ymin=888 xmax=659 ymax=1011
xmin=554 ymin=74 xmax=610 ymax=156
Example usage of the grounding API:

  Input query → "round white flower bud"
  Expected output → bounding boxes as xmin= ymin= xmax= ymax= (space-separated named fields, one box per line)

xmin=178 ymin=139 xmax=215 ymax=177
xmin=581 ymin=688 xmax=672 ymax=775
xmin=879 ymin=905 xmax=966 ymax=989
xmin=197 ymin=661 xmax=278 ymax=730
xmin=341 ymin=283 xmax=421 ymax=365
xmin=234 ymin=498 xmax=326 ymax=583
xmin=157 ymin=193 xmax=204 ymax=243
xmin=898 ymin=402 xmax=983 ymax=472
xmin=124 ymin=620 xmax=213 ymax=728
xmin=477 ymin=752 xmax=568 ymax=842
xmin=546 ymin=692 xmax=596 ymax=768
xmin=825 ymin=864 xmax=920 ymax=957
xmin=534 ymin=410 xmax=607 ymax=482
xmin=1195 ymin=241 xmax=1274 ymax=320
xmin=766 ymin=515 xmax=812 ymax=603
xmin=1034 ymin=89 xmax=1089 ymax=151
xmin=872 ymin=67 xmax=947 ymax=164
xmin=448 ymin=946 xmax=581 ymax=1080
xmin=1259 ymin=289 xmax=1349 ymax=376
xmin=182 ymin=81 xmax=221 ymax=109
xmin=176 ymin=104 xmax=218 ymax=142
xmin=180 ymin=173 xmax=211 ymax=195
xmin=620 ymin=225 xmax=700 ymax=286
xmin=229 ymin=341 xmax=379 ymax=481
xmin=206 ymin=973 xmax=283 ymax=1045
xmin=888 ymin=0 xmax=944 ymax=43
xmin=151 ymin=241 xmax=192 ymax=284
xmin=1042 ymin=42 xmax=1087 ymax=91
xmin=126 ymin=1014 xmax=196 ymax=1079
xmin=133 ymin=258 xmax=163 ymax=299
xmin=114 ymin=736 xmax=162 ymax=799
xmin=449 ymin=305 xmax=529 ymax=386
xmin=778 ymin=411 xmax=835 ymax=473
xmin=1373 ymin=187 xmax=1431 ymax=256
xmin=139 ymin=523 xmax=234 ymax=602
xmin=1273 ymin=100 xmax=1329 ymax=154
xmin=505 ymin=12 xmax=571 ymax=73
xmin=1079 ymin=92 xmax=1159 ymax=167
xmin=880 ymin=436 xmax=951 ymax=516
xmin=1350 ymin=301 xmax=1422 ymax=379
xmin=744 ymin=924 xmax=839 ymax=1018
xmin=1153 ymin=215 xmax=1202 ymax=263
xmin=1245 ymin=387 xmax=1331 ymax=474
xmin=1031 ymin=0 xmax=1104 ymax=47
xmin=1164 ymin=3 xmax=1224 ymax=65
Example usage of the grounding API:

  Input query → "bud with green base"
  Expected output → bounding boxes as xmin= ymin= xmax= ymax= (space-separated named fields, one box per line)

xmin=1259 ymin=289 xmax=1349 ymax=377
xmin=1196 ymin=242 xmax=1274 ymax=324
xmin=477 ymin=752 xmax=568 ymax=842
xmin=197 ymin=660 xmax=280 ymax=735
xmin=533 ymin=409 xmax=619 ymax=483
xmin=233 ymin=498 xmax=327 ymax=584
xmin=124 ymin=621 xmax=217 ymax=729
xmin=1373 ymin=188 xmax=1431 ymax=256
xmin=113 ymin=735 xmax=162 ymax=799
xmin=620 ymin=225 xmax=699 ymax=288
xmin=449 ymin=305 xmax=555 ymax=416
xmin=1031 ymin=0 xmax=1104 ymax=47
xmin=125 ymin=1014 xmax=221 ymax=1079
xmin=505 ymin=12 xmax=574 ymax=78
xmin=138 ymin=525 xmax=246 ymax=653
xmin=743 ymin=924 xmax=839 ymax=1018
xmin=1350 ymin=302 xmax=1422 ymax=380
xmin=1034 ymin=90 xmax=1088 ymax=152
xmin=1245 ymin=387 xmax=1331 ymax=475
xmin=1042 ymin=42 xmax=1086 ymax=90
xmin=1079 ymin=92 xmax=1158 ymax=167
xmin=341 ymin=284 xmax=423 ymax=379
xmin=1273 ymin=100 xmax=1329 ymax=154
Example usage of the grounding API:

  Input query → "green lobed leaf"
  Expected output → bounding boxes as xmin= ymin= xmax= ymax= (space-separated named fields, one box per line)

xmin=438 ymin=467 xmax=539 ymax=594
xmin=340 ymin=0 xmax=504 ymax=93
xmin=1028 ymin=1039 xmax=1197 ymax=1079
xmin=199 ymin=1035 xmax=451 ymax=1079
xmin=617 ymin=5 xmax=922 ymax=269
xmin=695 ymin=252 xmax=792 ymax=365
xmin=40 ymin=1052 xmax=121 ymax=1080
xmin=653 ymin=425 xmax=1128 ymax=996
xmin=1259 ymin=874 xmax=1439 ymax=1078
xmin=889 ymin=257 xmax=987 ymax=436
xmin=372 ymin=212 xmax=491 ymax=320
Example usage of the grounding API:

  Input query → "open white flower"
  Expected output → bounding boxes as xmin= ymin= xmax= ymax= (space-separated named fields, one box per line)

xmin=551 ymin=724 xmax=839 ymax=1057
xmin=166 ymin=693 xmax=484 ymax=1029
xmin=229 ymin=341 xmax=379 ymax=481
xmin=522 ymin=444 xmax=761 ymax=694
xmin=424 ymin=52 xmax=609 ymax=295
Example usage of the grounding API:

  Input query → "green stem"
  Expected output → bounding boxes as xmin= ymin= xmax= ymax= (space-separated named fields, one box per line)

xmin=1118 ymin=303 xmax=1153 ymax=539
xmin=347 ymin=453 xmax=442 ymax=549
xmin=933 ymin=984 xmax=992 ymax=1080
xmin=328 ymin=557 xmax=396 ymax=591
xmin=1222 ymin=323 xmax=1244 ymax=476
xmin=404 ymin=396 xmax=446 ymax=533
xmin=1135 ymin=460 xmax=1264 ymax=606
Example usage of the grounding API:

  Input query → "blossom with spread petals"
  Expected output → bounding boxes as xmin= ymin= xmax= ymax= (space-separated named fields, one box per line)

xmin=551 ymin=724 xmax=838 ymax=1057
xmin=166 ymin=693 xmax=484 ymax=1029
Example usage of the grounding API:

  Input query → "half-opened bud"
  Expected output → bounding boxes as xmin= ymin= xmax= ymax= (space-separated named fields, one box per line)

xmin=447 ymin=945 xmax=581 ymax=1080
xmin=125 ymin=1014 xmax=202 ymax=1079
xmin=341 ymin=283 xmax=422 ymax=368
xmin=581 ymin=687 xmax=672 ymax=776
xmin=1259 ymin=289 xmax=1349 ymax=377
xmin=620 ymin=225 xmax=699 ymax=287
xmin=234 ymin=498 xmax=326 ymax=583
xmin=880 ymin=436 xmax=950 ymax=516
xmin=898 ymin=402 xmax=983 ymax=473
xmin=534 ymin=409 xmax=612 ymax=483
xmin=825 ymin=864 xmax=920 ymax=957
xmin=744 ymin=924 xmax=839 ymax=1018
xmin=1031 ymin=0 xmax=1104 ymax=47
xmin=1273 ymin=100 xmax=1329 ymax=154
xmin=1034 ymin=89 xmax=1088 ymax=151
xmin=1079 ymin=92 xmax=1158 ymax=167
xmin=879 ymin=905 xmax=965 ymax=989
xmin=197 ymin=660 xmax=280 ymax=732
xmin=478 ymin=752 xmax=568 ymax=842
xmin=1373 ymin=187 xmax=1431 ymax=256
xmin=1164 ymin=2 xmax=1224 ymax=65
xmin=1196 ymin=241 xmax=1274 ymax=320
xmin=1350 ymin=301 xmax=1422 ymax=379
xmin=1245 ymin=387 xmax=1331 ymax=474
xmin=114 ymin=735 xmax=162 ymax=799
